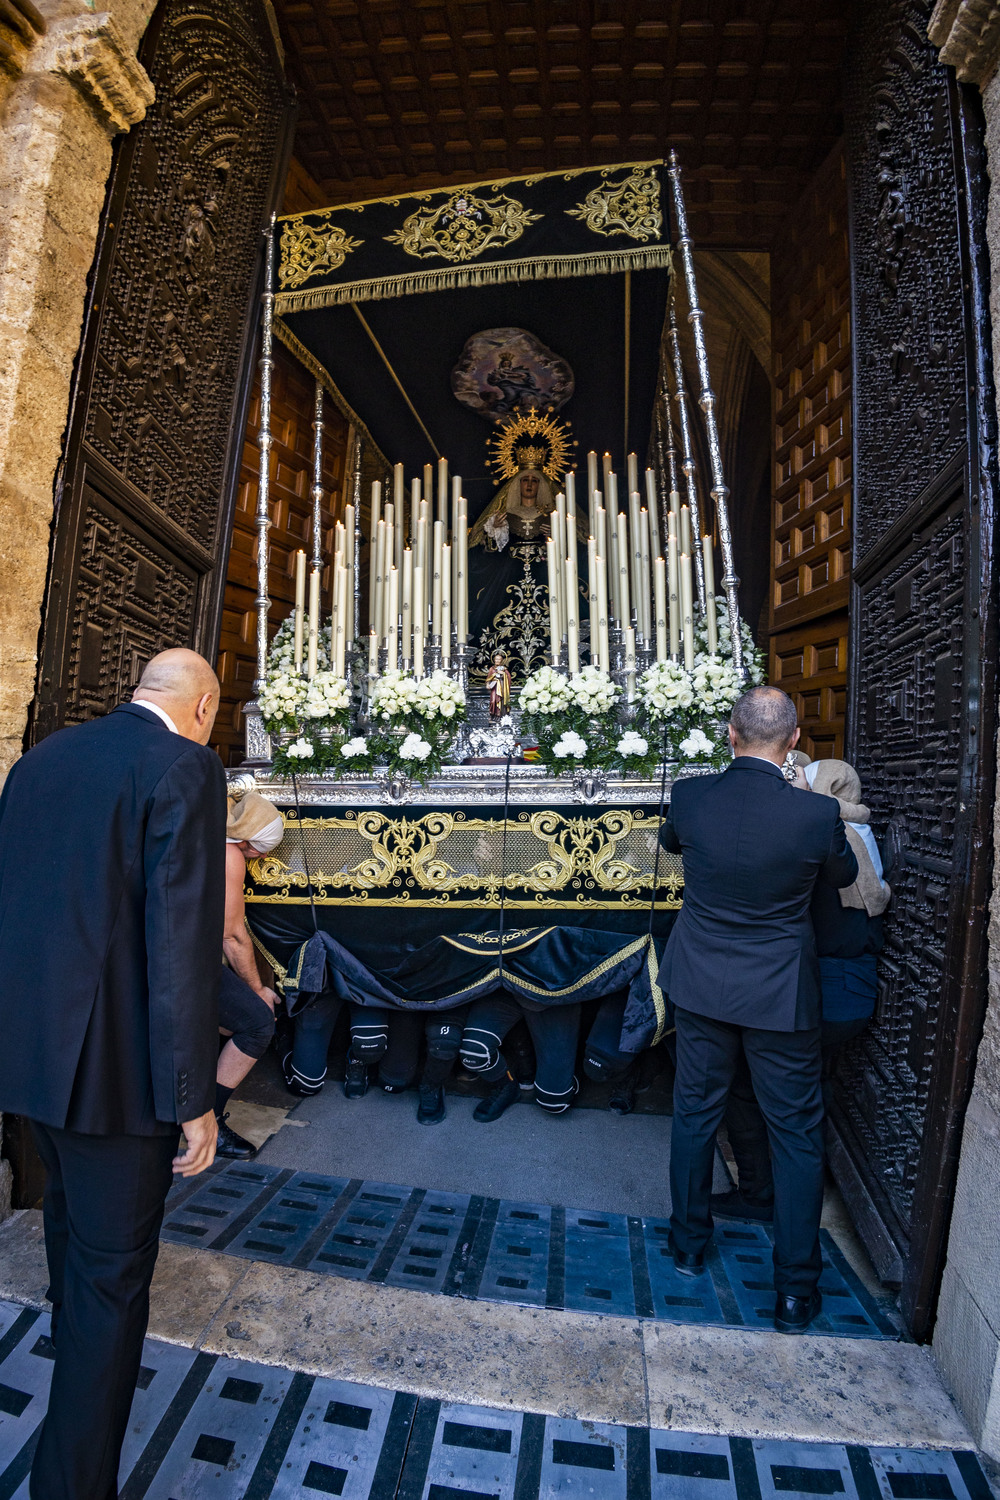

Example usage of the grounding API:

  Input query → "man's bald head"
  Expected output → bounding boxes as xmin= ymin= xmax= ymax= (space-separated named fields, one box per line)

xmin=728 ymin=685 xmax=800 ymax=765
xmin=134 ymin=649 xmax=220 ymax=745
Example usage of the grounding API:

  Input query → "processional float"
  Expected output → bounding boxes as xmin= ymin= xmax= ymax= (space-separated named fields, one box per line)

xmin=244 ymin=152 xmax=747 ymax=777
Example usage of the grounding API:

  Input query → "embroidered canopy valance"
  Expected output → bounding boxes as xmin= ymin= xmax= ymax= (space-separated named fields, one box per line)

xmin=275 ymin=161 xmax=673 ymax=314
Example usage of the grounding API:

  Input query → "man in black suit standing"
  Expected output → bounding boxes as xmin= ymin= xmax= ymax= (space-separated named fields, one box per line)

xmin=0 ymin=648 xmax=226 ymax=1499
xmin=660 ymin=686 xmax=857 ymax=1333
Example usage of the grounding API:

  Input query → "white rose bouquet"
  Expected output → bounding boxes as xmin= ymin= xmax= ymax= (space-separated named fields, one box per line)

xmin=695 ymin=599 xmax=766 ymax=685
xmin=368 ymin=668 xmax=466 ymax=784
xmin=636 ymin=659 xmax=732 ymax=770
xmin=260 ymin=615 xmax=353 ymax=777
xmin=520 ymin=665 xmax=622 ymax=773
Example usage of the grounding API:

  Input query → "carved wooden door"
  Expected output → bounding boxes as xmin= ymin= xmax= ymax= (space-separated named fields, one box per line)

xmin=31 ymin=0 xmax=294 ymax=742
xmin=833 ymin=0 xmax=999 ymax=1337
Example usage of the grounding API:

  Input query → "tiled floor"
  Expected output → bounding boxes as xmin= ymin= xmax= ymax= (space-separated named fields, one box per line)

xmin=0 ymin=1301 xmax=988 ymax=1500
xmin=160 ymin=1162 xmax=896 ymax=1340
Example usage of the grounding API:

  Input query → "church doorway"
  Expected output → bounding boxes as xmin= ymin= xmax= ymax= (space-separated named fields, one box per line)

xmin=23 ymin=0 xmax=999 ymax=1345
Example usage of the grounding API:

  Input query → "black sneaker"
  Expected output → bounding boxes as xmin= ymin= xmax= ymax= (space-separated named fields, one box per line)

xmin=215 ymin=1114 xmax=257 ymax=1160
xmin=609 ymin=1071 xmax=636 ymax=1115
xmin=473 ymin=1074 xmax=519 ymax=1123
xmin=344 ymin=1056 xmax=369 ymax=1099
xmin=417 ymin=1083 xmax=446 ymax=1125
xmin=381 ymin=1080 xmax=408 ymax=1094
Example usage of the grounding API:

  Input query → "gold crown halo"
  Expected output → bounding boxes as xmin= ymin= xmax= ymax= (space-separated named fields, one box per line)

xmin=488 ymin=409 xmax=573 ymax=483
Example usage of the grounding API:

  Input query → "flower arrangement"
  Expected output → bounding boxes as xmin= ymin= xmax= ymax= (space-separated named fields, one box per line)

xmin=696 ymin=599 xmax=766 ymax=685
xmin=368 ymin=668 xmax=466 ymax=783
xmin=258 ymin=615 xmax=352 ymax=776
xmin=519 ymin=665 xmax=624 ymax=773
xmin=636 ymin=653 xmax=743 ymax=770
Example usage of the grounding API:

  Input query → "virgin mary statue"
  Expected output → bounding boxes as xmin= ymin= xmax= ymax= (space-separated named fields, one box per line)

xmin=468 ymin=466 xmax=557 ymax=549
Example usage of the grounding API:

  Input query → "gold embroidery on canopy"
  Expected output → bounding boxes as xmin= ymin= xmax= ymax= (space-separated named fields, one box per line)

xmin=566 ymin=166 xmax=663 ymax=242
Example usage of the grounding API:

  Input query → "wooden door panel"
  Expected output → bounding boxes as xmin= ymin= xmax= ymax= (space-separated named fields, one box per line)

xmin=839 ymin=0 xmax=998 ymax=1335
xmin=32 ymin=0 xmax=294 ymax=746
xmin=769 ymin=613 xmax=849 ymax=759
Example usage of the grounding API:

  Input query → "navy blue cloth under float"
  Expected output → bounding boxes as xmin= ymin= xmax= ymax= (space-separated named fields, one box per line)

xmin=261 ymin=925 xmax=673 ymax=1055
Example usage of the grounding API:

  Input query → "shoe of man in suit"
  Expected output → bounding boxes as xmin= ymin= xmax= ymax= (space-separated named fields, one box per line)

xmin=666 ymin=1232 xmax=706 ymax=1277
xmin=774 ymin=1289 xmax=822 ymax=1334
xmin=711 ymin=1189 xmax=774 ymax=1223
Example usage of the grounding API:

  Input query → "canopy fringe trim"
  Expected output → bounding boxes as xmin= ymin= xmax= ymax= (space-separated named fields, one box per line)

xmin=275 ymin=245 xmax=674 ymax=314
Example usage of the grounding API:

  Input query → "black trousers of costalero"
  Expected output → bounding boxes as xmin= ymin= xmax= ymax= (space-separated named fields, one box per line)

xmin=669 ymin=1006 xmax=825 ymax=1299
xmin=28 ymin=1121 xmax=177 ymax=1500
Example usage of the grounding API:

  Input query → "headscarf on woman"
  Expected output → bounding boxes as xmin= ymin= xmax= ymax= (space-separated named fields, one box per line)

xmin=226 ymin=791 xmax=284 ymax=854
xmin=805 ymin=759 xmax=890 ymax=916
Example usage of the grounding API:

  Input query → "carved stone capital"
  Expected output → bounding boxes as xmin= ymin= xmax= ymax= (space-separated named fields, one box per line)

xmin=930 ymin=0 xmax=1000 ymax=87
xmin=30 ymin=12 xmax=154 ymax=134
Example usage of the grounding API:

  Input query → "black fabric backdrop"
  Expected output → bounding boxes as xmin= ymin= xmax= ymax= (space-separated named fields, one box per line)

xmin=281 ymin=270 xmax=669 ymax=513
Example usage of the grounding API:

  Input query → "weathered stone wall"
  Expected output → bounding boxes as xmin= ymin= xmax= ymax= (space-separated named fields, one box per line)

xmin=0 ymin=0 xmax=156 ymax=784
xmin=929 ymin=0 xmax=1000 ymax=1461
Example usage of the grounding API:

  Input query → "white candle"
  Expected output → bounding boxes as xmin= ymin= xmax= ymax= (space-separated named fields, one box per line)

xmin=645 ymin=467 xmax=661 ymax=561
xmin=387 ymin=567 xmax=398 ymax=670
xmin=616 ymin=508 xmax=630 ymax=629
xmin=595 ymin=504 xmax=607 ymax=567
xmin=456 ymin=497 xmax=468 ymax=642
xmin=546 ymin=538 xmax=561 ymax=663
xmin=437 ymin=457 xmax=448 ymax=525
xmin=374 ymin=520 xmax=386 ymax=643
xmin=639 ymin=506 xmax=652 ymax=643
xmin=432 ymin=518 xmax=443 ymax=635
xmin=608 ymin=470 xmax=618 ymax=515
xmin=294 ymin=549 xmax=306 ymax=670
xmin=307 ymin=567 xmax=320 ymax=678
xmin=624 ymin=625 xmax=636 ymax=703
xmin=565 ymin=471 xmax=576 ymax=519
xmin=627 ymin=452 xmax=639 ymax=495
xmin=401 ymin=547 xmax=413 ymax=666
xmin=382 ymin=517 xmax=394 ymax=643
xmin=670 ymin=487 xmax=682 ymax=533
xmin=680 ymin=503 xmax=692 ymax=556
xmin=680 ymin=552 xmax=695 ymax=670
xmin=587 ymin=537 xmax=599 ymax=669
xmin=654 ymin=555 xmax=668 ymax=662
xmin=410 ymin=477 xmax=421 ymax=543
xmin=667 ymin=525 xmax=680 ymax=660
xmin=602 ymin=451 xmax=612 ymax=493
xmin=368 ymin=627 xmax=378 ymax=678
xmin=609 ymin=522 xmax=621 ymax=626
xmin=703 ymin=536 xmax=718 ymax=653
xmin=413 ymin=564 xmax=424 ymax=679
xmin=441 ymin=543 xmax=452 ymax=663
xmin=564 ymin=544 xmax=580 ymax=675
xmin=368 ymin=482 xmax=381 ymax=633
xmin=629 ymin=488 xmax=643 ymax=631
xmin=423 ymin=464 xmax=433 ymax=509
xmin=596 ymin=559 xmax=609 ymax=672
xmin=416 ymin=512 xmax=428 ymax=587
xmin=393 ymin=463 xmax=404 ymax=512
xmin=335 ymin=564 xmax=348 ymax=677
xmin=587 ymin=451 xmax=599 ymax=503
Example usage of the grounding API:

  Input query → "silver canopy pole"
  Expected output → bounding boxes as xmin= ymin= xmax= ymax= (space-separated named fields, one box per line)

xmin=310 ymin=380 xmax=324 ymax=574
xmin=254 ymin=214 xmax=276 ymax=694
xmin=353 ymin=436 xmax=363 ymax=648
xmin=667 ymin=150 xmax=744 ymax=677
xmin=667 ymin=300 xmax=707 ymax=612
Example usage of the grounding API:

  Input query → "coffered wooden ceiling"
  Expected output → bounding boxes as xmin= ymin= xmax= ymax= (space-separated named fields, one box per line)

xmin=272 ymin=0 xmax=849 ymax=247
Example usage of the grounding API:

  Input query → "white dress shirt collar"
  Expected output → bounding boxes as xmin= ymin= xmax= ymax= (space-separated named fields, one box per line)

xmin=133 ymin=699 xmax=179 ymax=734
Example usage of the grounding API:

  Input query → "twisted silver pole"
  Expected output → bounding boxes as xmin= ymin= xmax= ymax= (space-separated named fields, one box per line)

xmin=254 ymin=214 xmax=276 ymax=694
xmin=667 ymin=300 xmax=707 ymax=611
xmin=353 ymin=436 xmax=363 ymax=648
xmin=667 ymin=150 xmax=744 ymax=676
xmin=310 ymin=380 xmax=324 ymax=573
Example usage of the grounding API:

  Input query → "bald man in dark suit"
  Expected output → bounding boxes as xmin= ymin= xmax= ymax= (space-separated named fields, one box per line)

xmin=0 ymin=649 xmax=226 ymax=1500
xmin=660 ymin=687 xmax=858 ymax=1334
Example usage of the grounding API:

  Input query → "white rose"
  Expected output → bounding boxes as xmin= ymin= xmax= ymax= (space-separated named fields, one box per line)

xmin=288 ymin=738 xmax=314 ymax=758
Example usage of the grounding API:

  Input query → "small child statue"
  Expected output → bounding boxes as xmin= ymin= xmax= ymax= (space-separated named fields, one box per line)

xmin=486 ymin=649 xmax=512 ymax=721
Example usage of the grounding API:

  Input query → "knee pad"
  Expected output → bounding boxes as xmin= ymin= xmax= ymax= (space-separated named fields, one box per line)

xmin=350 ymin=1022 xmax=389 ymax=1062
xmin=535 ymin=1077 xmax=579 ymax=1115
xmin=427 ymin=1021 xmax=462 ymax=1062
xmin=459 ymin=1029 xmax=500 ymax=1073
xmin=235 ymin=1011 xmax=276 ymax=1062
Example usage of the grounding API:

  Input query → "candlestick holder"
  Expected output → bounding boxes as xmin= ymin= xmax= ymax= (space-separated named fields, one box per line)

xmin=427 ymin=635 xmax=443 ymax=675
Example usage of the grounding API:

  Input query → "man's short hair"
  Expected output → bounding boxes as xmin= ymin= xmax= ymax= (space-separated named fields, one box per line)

xmin=730 ymin=687 xmax=798 ymax=750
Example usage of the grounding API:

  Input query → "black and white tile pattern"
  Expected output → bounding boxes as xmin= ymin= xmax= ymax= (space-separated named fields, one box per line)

xmin=162 ymin=1164 xmax=896 ymax=1339
xmin=0 ymin=1301 xmax=989 ymax=1499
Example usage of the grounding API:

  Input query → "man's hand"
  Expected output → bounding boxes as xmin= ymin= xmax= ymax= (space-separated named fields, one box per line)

xmin=173 ymin=1109 xmax=218 ymax=1176
xmin=258 ymin=986 xmax=279 ymax=1012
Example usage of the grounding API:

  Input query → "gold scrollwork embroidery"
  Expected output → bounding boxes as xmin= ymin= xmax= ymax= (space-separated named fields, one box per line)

xmin=385 ymin=190 xmax=541 ymax=263
xmin=279 ymin=213 xmax=363 ymax=289
xmin=246 ymin=810 xmax=684 ymax=907
xmin=565 ymin=166 xmax=662 ymax=242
